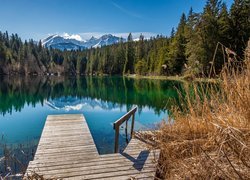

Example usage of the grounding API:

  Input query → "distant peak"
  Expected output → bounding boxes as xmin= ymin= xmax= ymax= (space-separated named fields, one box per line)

xmin=43 ymin=34 xmax=58 ymax=40
xmin=89 ymin=36 xmax=97 ymax=41
xmin=101 ymin=34 xmax=113 ymax=38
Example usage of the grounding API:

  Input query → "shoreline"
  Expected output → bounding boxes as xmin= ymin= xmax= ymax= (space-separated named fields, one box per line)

xmin=125 ymin=74 xmax=220 ymax=83
xmin=0 ymin=73 xmax=220 ymax=83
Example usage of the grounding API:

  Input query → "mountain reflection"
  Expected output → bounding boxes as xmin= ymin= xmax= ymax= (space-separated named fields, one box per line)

xmin=0 ymin=76 xmax=183 ymax=115
xmin=45 ymin=97 xmax=122 ymax=111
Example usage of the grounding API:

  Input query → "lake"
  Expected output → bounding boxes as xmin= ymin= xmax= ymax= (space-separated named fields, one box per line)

xmin=0 ymin=76 xmax=183 ymax=175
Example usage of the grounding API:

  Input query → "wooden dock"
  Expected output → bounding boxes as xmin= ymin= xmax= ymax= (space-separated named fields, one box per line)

xmin=25 ymin=114 xmax=159 ymax=179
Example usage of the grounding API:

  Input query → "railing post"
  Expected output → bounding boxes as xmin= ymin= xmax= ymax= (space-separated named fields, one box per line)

xmin=125 ymin=119 xmax=128 ymax=143
xmin=131 ymin=113 xmax=135 ymax=137
xmin=114 ymin=124 xmax=119 ymax=153
xmin=113 ymin=106 xmax=137 ymax=153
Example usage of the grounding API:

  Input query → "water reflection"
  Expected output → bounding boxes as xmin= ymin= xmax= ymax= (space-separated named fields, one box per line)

xmin=0 ymin=76 xmax=183 ymax=115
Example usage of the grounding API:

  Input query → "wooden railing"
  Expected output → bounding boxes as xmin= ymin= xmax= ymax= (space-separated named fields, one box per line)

xmin=113 ymin=107 xmax=137 ymax=153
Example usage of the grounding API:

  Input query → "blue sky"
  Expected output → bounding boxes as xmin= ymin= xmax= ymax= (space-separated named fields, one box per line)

xmin=0 ymin=0 xmax=234 ymax=41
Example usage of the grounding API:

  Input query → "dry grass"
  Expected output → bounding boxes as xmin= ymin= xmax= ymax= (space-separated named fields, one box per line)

xmin=24 ymin=172 xmax=47 ymax=180
xmin=141 ymin=41 xmax=250 ymax=179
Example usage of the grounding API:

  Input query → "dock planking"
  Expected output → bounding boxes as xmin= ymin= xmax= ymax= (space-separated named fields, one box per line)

xmin=25 ymin=114 xmax=159 ymax=179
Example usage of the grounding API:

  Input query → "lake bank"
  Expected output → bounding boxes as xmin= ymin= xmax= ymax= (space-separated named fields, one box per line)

xmin=0 ymin=72 xmax=220 ymax=86
xmin=125 ymin=74 xmax=220 ymax=84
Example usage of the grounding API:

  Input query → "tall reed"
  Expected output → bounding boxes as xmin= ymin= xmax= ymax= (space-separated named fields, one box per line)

xmin=154 ymin=41 xmax=250 ymax=179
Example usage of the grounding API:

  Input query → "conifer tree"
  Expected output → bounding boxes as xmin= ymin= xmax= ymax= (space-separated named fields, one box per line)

xmin=168 ymin=13 xmax=187 ymax=74
xmin=123 ymin=33 xmax=135 ymax=74
xmin=229 ymin=0 xmax=250 ymax=58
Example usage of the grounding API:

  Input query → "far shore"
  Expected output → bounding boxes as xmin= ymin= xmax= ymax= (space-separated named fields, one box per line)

xmin=125 ymin=74 xmax=220 ymax=83
xmin=0 ymin=73 xmax=220 ymax=83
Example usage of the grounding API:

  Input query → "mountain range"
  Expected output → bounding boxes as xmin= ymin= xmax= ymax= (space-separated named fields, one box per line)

xmin=42 ymin=34 xmax=125 ymax=51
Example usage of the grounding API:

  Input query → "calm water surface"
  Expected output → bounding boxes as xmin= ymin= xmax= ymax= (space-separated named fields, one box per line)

xmin=0 ymin=76 xmax=183 ymax=174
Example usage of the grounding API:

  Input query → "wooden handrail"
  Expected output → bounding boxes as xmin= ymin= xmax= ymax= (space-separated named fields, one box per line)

xmin=113 ymin=107 xmax=137 ymax=153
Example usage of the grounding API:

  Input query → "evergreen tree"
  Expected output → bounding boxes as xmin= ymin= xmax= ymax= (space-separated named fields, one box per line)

xmin=167 ymin=13 xmax=187 ymax=74
xmin=186 ymin=0 xmax=223 ymax=76
xmin=123 ymin=33 xmax=135 ymax=74
xmin=229 ymin=0 xmax=250 ymax=58
xmin=114 ymin=40 xmax=126 ymax=74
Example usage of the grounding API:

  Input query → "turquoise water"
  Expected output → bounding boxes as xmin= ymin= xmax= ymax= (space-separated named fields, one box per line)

xmin=0 ymin=76 xmax=182 ymax=173
xmin=0 ymin=101 xmax=166 ymax=154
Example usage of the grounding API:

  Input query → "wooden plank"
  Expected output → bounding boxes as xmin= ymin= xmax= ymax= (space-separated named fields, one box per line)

xmin=27 ymin=159 xmax=155 ymax=175
xmin=31 ymin=150 xmax=158 ymax=165
xmin=34 ymin=147 xmax=98 ymax=156
xmin=29 ymin=166 xmax=156 ymax=179
xmin=27 ymin=153 xmax=155 ymax=170
xmin=99 ymin=172 xmax=155 ymax=180
xmin=36 ymin=142 xmax=94 ymax=149
xmin=39 ymin=134 xmax=91 ymax=140
xmin=40 ymin=135 xmax=91 ymax=140
xmin=56 ymin=168 xmax=156 ymax=179
xmin=28 ymin=162 xmax=155 ymax=175
xmin=33 ymin=153 xmax=100 ymax=161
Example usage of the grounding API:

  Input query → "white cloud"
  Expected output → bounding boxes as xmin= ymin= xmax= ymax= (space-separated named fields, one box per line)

xmin=62 ymin=32 xmax=82 ymax=41
xmin=110 ymin=1 xmax=142 ymax=19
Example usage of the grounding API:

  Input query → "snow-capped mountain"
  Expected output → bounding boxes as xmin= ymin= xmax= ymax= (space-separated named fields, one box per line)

xmin=42 ymin=34 xmax=124 ymax=51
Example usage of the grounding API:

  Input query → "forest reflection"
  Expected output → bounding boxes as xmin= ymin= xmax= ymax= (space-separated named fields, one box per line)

xmin=0 ymin=76 xmax=184 ymax=115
